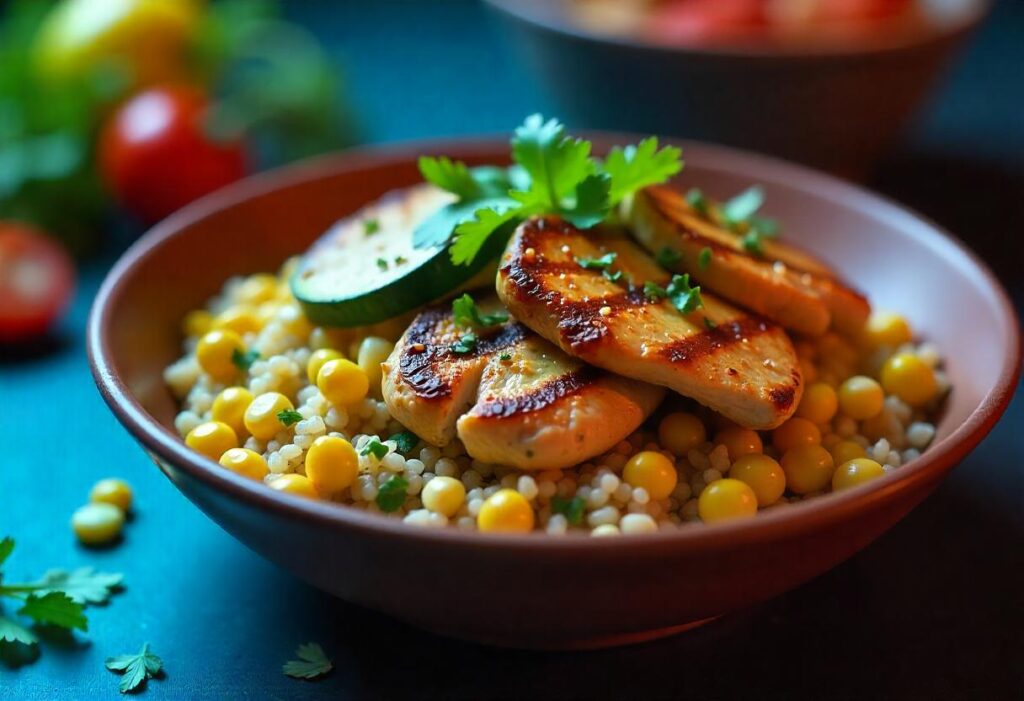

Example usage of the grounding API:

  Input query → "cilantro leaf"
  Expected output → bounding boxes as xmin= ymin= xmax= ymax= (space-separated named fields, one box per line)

xmin=451 ymin=332 xmax=478 ymax=355
xmin=283 ymin=642 xmax=333 ymax=680
xmin=750 ymin=215 xmax=779 ymax=238
xmin=418 ymin=156 xmax=482 ymax=200
xmin=742 ymin=230 xmax=765 ymax=257
xmin=452 ymin=293 xmax=508 ymax=329
xmin=667 ymin=274 xmax=704 ymax=314
xmin=362 ymin=218 xmax=380 ymax=236
xmin=31 ymin=568 xmax=123 ymax=605
xmin=106 ymin=642 xmax=163 ymax=694
xmin=603 ymin=269 xmax=624 ymax=283
xmin=389 ymin=431 xmax=418 ymax=454
xmin=575 ymin=252 xmax=617 ymax=271
xmin=449 ymin=205 xmax=519 ymax=266
xmin=360 ymin=438 xmax=389 ymax=461
xmin=685 ymin=188 xmax=709 ymax=216
xmin=0 ymin=616 xmax=37 ymax=646
xmin=412 ymin=195 xmax=516 ymax=251
xmin=0 ymin=537 xmax=13 ymax=568
xmin=231 ymin=348 xmax=259 ymax=372
xmin=375 ymin=476 xmax=409 ymax=513
xmin=698 ymin=247 xmax=712 ymax=270
xmin=375 ymin=257 xmax=389 ymax=271
xmin=499 ymin=352 xmax=512 ymax=361
xmin=656 ymin=247 xmax=681 ymax=267
xmin=277 ymin=409 xmax=303 ymax=427
xmin=643 ymin=281 xmax=668 ymax=302
xmin=603 ymin=137 xmax=683 ymax=205
xmin=550 ymin=496 xmax=586 ymax=526
xmin=721 ymin=186 xmax=764 ymax=227
xmin=562 ymin=172 xmax=610 ymax=228
xmin=512 ymin=114 xmax=593 ymax=208
xmin=17 ymin=592 xmax=86 ymax=631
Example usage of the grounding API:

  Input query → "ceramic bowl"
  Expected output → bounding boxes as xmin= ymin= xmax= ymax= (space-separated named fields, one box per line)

xmin=88 ymin=137 xmax=1020 ymax=649
xmin=484 ymin=0 xmax=989 ymax=178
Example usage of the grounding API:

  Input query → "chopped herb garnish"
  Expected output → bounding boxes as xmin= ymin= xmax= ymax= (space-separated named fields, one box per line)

xmin=375 ymin=257 xmax=389 ymax=271
xmin=452 ymin=293 xmax=508 ymax=329
xmin=656 ymin=247 xmax=681 ymax=267
xmin=231 ymin=348 xmax=260 ymax=372
xmin=742 ymin=230 xmax=765 ymax=257
xmin=550 ymin=496 xmax=586 ymax=526
xmin=698 ymin=246 xmax=712 ymax=270
xmin=393 ymin=255 xmax=407 ymax=265
xmin=704 ymin=317 xmax=717 ymax=330
xmin=643 ymin=280 xmax=668 ymax=302
xmin=603 ymin=269 xmax=624 ymax=284
xmin=376 ymin=476 xmax=409 ymax=512
xmin=451 ymin=332 xmax=478 ymax=355
xmin=644 ymin=275 xmax=703 ymax=314
xmin=667 ymin=273 xmax=704 ymax=314
xmin=750 ymin=215 xmax=779 ymax=238
xmin=423 ymin=115 xmax=682 ymax=266
xmin=390 ymin=431 xmax=418 ymax=454
xmin=277 ymin=409 xmax=303 ymax=427
xmin=360 ymin=438 xmax=389 ymax=460
xmin=363 ymin=218 xmax=380 ymax=235
xmin=283 ymin=642 xmax=333 ymax=680
xmin=499 ymin=352 xmax=512 ymax=361
xmin=721 ymin=186 xmax=764 ymax=229
xmin=105 ymin=642 xmax=163 ymax=694
xmin=685 ymin=188 xmax=708 ymax=216
xmin=0 ymin=538 xmax=123 ymax=665
xmin=574 ymin=252 xmax=617 ymax=270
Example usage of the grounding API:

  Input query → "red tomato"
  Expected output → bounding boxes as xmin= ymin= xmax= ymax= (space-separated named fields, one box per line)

xmin=0 ymin=223 xmax=76 ymax=343
xmin=100 ymin=86 xmax=247 ymax=224
xmin=648 ymin=0 xmax=768 ymax=45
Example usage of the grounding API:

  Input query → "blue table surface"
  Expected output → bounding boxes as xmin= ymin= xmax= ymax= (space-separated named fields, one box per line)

xmin=3 ymin=1 xmax=1022 ymax=699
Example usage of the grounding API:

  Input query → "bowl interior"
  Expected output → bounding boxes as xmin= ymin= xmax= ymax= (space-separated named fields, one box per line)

xmin=94 ymin=137 xmax=1019 ymax=539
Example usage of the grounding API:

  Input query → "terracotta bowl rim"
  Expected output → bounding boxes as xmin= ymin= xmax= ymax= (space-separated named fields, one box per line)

xmin=482 ymin=0 xmax=990 ymax=60
xmin=87 ymin=134 xmax=1021 ymax=554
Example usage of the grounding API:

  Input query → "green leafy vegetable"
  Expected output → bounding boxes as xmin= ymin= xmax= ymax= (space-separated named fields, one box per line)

xmin=575 ymin=252 xmax=617 ymax=271
xmin=656 ymin=247 xmax=681 ymax=267
xmin=389 ymin=431 xmax=418 ymax=454
xmin=231 ymin=348 xmax=260 ymax=372
xmin=741 ymin=231 xmax=765 ymax=257
xmin=375 ymin=476 xmax=409 ymax=513
xmin=603 ymin=137 xmax=683 ymax=205
xmin=451 ymin=332 xmax=478 ymax=355
xmin=105 ymin=642 xmax=163 ymax=694
xmin=283 ymin=642 xmax=333 ymax=680
xmin=277 ymin=409 xmax=303 ymax=427
xmin=360 ymin=438 xmax=389 ymax=461
xmin=429 ymin=114 xmax=683 ymax=266
xmin=363 ymin=218 xmax=380 ymax=235
xmin=550 ymin=496 xmax=586 ymax=526
xmin=452 ymin=294 xmax=508 ymax=329
xmin=685 ymin=188 xmax=708 ymax=216
xmin=0 ymin=538 xmax=123 ymax=664
xmin=643 ymin=275 xmax=704 ymax=314
xmin=698 ymin=247 xmax=712 ymax=270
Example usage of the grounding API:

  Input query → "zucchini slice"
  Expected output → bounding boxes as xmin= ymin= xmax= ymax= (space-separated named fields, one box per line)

xmin=292 ymin=185 xmax=504 ymax=328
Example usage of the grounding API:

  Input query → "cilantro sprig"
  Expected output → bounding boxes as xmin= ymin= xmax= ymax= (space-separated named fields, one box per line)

xmin=0 ymin=537 xmax=123 ymax=662
xmin=643 ymin=274 xmax=704 ymax=314
xmin=106 ymin=643 xmax=163 ymax=694
xmin=685 ymin=186 xmax=779 ymax=258
xmin=452 ymin=294 xmax=508 ymax=330
xmin=277 ymin=409 xmax=303 ymax=427
xmin=418 ymin=115 xmax=682 ymax=266
xmin=575 ymin=252 xmax=617 ymax=271
xmin=360 ymin=438 xmax=389 ymax=461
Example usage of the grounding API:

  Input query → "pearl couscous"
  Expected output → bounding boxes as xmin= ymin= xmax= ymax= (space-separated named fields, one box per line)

xmin=164 ymin=261 xmax=949 ymax=535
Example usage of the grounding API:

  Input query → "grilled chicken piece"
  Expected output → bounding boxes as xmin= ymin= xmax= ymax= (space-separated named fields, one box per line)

xmin=496 ymin=217 xmax=802 ymax=430
xmin=625 ymin=186 xmax=870 ymax=337
xmin=382 ymin=300 xmax=664 ymax=470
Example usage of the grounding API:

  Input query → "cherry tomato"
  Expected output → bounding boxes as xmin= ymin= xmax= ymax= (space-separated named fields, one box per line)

xmin=100 ymin=87 xmax=247 ymax=224
xmin=648 ymin=0 xmax=767 ymax=45
xmin=0 ymin=223 xmax=76 ymax=343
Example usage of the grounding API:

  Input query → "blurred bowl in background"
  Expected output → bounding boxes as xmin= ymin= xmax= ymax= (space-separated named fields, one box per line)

xmin=484 ymin=0 xmax=989 ymax=178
